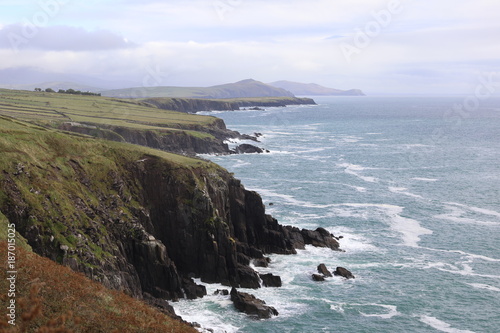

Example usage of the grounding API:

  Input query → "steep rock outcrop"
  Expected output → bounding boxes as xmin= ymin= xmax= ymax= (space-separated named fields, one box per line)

xmin=142 ymin=97 xmax=316 ymax=113
xmin=230 ymin=288 xmax=278 ymax=319
xmin=0 ymin=128 xmax=341 ymax=311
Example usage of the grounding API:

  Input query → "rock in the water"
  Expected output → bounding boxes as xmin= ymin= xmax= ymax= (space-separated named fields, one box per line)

xmin=182 ymin=277 xmax=207 ymax=299
xmin=253 ymin=257 xmax=271 ymax=268
xmin=283 ymin=226 xmax=341 ymax=251
xmin=235 ymin=144 xmax=264 ymax=154
xmin=259 ymin=273 xmax=282 ymax=287
xmin=230 ymin=288 xmax=278 ymax=319
xmin=312 ymin=274 xmax=325 ymax=282
xmin=334 ymin=267 xmax=355 ymax=279
xmin=317 ymin=264 xmax=333 ymax=277
xmin=237 ymin=264 xmax=261 ymax=288
xmin=214 ymin=289 xmax=229 ymax=296
xmin=301 ymin=227 xmax=340 ymax=250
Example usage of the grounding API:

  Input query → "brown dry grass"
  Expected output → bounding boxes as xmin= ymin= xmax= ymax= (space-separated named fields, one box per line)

xmin=0 ymin=242 xmax=197 ymax=333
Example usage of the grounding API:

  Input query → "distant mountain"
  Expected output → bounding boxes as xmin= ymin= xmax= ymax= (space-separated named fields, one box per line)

xmin=102 ymin=79 xmax=296 ymax=99
xmin=269 ymin=80 xmax=365 ymax=96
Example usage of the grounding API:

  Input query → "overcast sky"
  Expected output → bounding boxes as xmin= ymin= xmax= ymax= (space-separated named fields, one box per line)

xmin=1 ymin=0 xmax=500 ymax=94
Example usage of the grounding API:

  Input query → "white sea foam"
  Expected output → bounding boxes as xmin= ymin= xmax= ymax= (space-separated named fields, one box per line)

xmin=389 ymin=186 xmax=424 ymax=199
xmin=412 ymin=177 xmax=439 ymax=182
xmin=231 ymin=159 xmax=251 ymax=168
xmin=328 ymin=203 xmax=432 ymax=247
xmin=337 ymin=163 xmax=378 ymax=183
xmin=359 ymin=304 xmax=399 ymax=319
xmin=445 ymin=202 xmax=500 ymax=218
xmin=350 ymin=185 xmax=367 ymax=192
xmin=419 ymin=246 xmax=500 ymax=262
xmin=419 ymin=316 xmax=477 ymax=333
xmin=435 ymin=205 xmax=500 ymax=226
xmin=328 ymin=227 xmax=378 ymax=253
xmin=466 ymin=283 xmax=500 ymax=292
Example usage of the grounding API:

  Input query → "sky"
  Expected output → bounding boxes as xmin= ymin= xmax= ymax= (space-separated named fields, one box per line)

xmin=0 ymin=0 xmax=500 ymax=94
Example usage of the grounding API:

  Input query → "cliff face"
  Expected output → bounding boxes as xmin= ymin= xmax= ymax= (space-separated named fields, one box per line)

xmin=58 ymin=117 xmax=246 ymax=156
xmin=142 ymin=97 xmax=316 ymax=113
xmin=0 ymin=120 xmax=339 ymax=306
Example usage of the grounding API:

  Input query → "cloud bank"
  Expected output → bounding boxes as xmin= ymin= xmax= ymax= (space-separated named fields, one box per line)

xmin=0 ymin=0 xmax=499 ymax=94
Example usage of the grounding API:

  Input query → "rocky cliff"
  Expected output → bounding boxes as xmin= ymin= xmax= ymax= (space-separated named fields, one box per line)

xmin=0 ymin=118 xmax=339 ymax=309
xmin=58 ymin=117 xmax=254 ymax=156
xmin=141 ymin=96 xmax=316 ymax=113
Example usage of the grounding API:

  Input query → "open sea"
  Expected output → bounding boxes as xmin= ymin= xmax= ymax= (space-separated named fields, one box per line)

xmin=172 ymin=96 xmax=500 ymax=333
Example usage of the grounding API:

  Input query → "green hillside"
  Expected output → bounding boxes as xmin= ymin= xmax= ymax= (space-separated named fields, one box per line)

xmin=102 ymin=79 xmax=295 ymax=98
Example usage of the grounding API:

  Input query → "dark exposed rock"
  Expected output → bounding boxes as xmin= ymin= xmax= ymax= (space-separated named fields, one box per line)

xmin=143 ymin=292 xmax=179 ymax=319
xmin=237 ymin=252 xmax=251 ymax=265
xmin=312 ymin=274 xmax=325 ymax=282
xmin=182 ymin=277 xmax=207 ymax=299
xmin=253 ymin=257 xmax=271 ymax=268
xmin=235 ymin=144 xmax=264 ymax=154
xmin=317 ymin=264 xmax=333 ymax=277
xmin=301 ymin=227 xmax=340 ymax=250
xmin=230 ymin=288 xmax=278 ymax=319
xmin=1 ymin=140 xmax=344 ymax=317
xmin=282 ymin=226 xmax=341 ymax=251
xmin=237 ymin=264 xmax=261 ymax=289
xmin=334 ymin=267 xmax=355 ymax=279
xmin=214 ymin=289 xmax=229 ymax=296
xmin=259 ymin=273 xmax=282 ymax=287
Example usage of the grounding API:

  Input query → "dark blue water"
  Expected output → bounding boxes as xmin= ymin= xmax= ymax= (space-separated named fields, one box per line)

xmin=173 ymin=96 xmax=500 ymax=333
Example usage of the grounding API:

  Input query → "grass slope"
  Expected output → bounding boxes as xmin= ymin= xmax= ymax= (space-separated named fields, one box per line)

xmin=0 ymin=240 xmax=197 ymax=333
xmin=0 ymin=115 xmax=213 ymax=251
xmin=0 ymin=88 xmax=218 ymax=137
xmin=0 ymin=116 xmax=211 ymax=332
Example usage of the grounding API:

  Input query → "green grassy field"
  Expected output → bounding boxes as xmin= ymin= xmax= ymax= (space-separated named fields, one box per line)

xmin=0 ymin=88 xmax=218 ymax=130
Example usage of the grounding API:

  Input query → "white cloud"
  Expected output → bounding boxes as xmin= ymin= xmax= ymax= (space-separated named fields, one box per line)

xmin=1 ymin=0 xmax=500 ymax=94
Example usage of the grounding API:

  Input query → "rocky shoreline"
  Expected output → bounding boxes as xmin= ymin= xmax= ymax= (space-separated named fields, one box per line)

xmin=0 ymin=117 xmax=344 ymax=323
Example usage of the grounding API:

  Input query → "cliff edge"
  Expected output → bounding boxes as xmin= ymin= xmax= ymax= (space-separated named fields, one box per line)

xmin=0 ymin=117 xmax=340 ymax=311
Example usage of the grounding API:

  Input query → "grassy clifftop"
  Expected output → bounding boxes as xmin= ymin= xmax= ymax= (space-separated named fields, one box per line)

xmin=0 ymin=89 xmax=243 ymax=155
xmin=0 ymin=119 xmax=206 ymax=331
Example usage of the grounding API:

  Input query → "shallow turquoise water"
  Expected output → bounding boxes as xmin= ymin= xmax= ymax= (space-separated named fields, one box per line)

xmin=173 ymin=96 xmax=500 ymax=333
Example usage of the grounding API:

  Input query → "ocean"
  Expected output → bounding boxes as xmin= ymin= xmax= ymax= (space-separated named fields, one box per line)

xmin=172 ymin=96 xmax=500 ymax=333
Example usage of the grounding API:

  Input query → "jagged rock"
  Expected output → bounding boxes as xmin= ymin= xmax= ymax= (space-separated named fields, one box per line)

xmin=253 ymin=257 xmax=271 ymax=268
xmin=312 ymin=274 xmax=325 ymax=282
xmin=300 ymin=227 xmax=340 ymax=250
xmin=317 ymin=264 xmax=333 ymax=277
xmin=259 ymin=273 xmax=282 ymax=287
xmin=334 ymin=267 xmax=355 ymax=279
xmin=235 ymin=144 xmax=264 ymax=154
xmin=214 ymin=289 xmax=229 ymax=296
xmin=237 ymin=264 xmax=261 ymax=289
xmin=282 ymin=226 xmax=341 ymax=251
xmin=182 ymin=277 xmax=207 ymax=299
xmin=143 ymin=292 xmax=179 ymax=319
xmin=1 ymin=137 xmax=345 ymax=311
xmin=230 ymin=288 xmax=278 ymax=319
xmin=237 ymin=252 xmax=251 ymax=265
